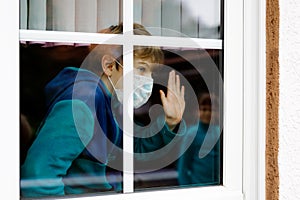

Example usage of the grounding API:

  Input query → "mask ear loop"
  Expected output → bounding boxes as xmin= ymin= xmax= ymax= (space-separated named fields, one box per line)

xmin=114 ymin=59 xmax=123 ymax=69
xmin=107 ymin=58 xmax=123 ymax=91
xmin=108 ymin=76 xmax=117 ymax=91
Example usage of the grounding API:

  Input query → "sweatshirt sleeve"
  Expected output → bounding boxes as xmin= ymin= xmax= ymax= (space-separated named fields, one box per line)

xmin=134 ymin=115 xmax=187 ymax=153
xmin=20 ymin=100 xmax=94 ymax=198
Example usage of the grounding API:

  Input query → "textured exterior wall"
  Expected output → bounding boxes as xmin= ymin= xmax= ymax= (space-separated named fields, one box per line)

xmin=266 ymin=0 xmax=280 ymax=199
xmin=279 ymin=0 xmax=300 ymax=199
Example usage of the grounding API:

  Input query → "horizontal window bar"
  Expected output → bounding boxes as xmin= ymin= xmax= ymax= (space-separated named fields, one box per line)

xmin=20 ymin=30 xmax=223 ymax=49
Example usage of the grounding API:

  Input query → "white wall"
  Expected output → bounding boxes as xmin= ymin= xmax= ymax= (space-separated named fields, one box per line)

xmin=279 ymin=0 xmax=300 ymax=199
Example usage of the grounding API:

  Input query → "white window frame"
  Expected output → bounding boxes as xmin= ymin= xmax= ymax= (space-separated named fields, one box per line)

xmin=0 ymin=0 xmax=266 ymax=199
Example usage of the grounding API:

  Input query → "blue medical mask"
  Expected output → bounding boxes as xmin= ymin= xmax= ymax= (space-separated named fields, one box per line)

xmin=108 ymin=60 xmax=153 ymax=108
xmin=133 ymin=74 xmax=153 ymax=108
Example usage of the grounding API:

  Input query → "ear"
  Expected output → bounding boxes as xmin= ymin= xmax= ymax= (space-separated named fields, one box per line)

xmin=101 ymin=55 xmax=115 ymax=76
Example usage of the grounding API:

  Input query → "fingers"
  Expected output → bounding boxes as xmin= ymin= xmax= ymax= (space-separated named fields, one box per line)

xmin=167 ymin=70 xmax=180 ymax=94
xmin=176 ymin=74 xmax=180 ymax=94
xmin=167 ymin=70 xmax=184 ymax=98
xmin=168 ymin=70 xmax=175 ymax=93
xmin=160 ymin=90 xmax=167 ymax=106
xmin=181 ymin=85 xmax=185 ymax=99
xmin=161 ymin=71 xmax=186 ymax=126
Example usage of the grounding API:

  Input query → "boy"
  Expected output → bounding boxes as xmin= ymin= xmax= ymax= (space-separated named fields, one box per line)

xmin=21 ymin=23 xmax=186 ymax=197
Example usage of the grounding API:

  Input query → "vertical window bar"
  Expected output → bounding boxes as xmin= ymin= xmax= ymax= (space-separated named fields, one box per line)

xmin=123 ymin=0 xmax=134 ymax=194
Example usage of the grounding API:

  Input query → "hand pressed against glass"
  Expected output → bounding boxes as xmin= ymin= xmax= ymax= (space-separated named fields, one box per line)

xmin=160 ymin=70 xmax=185 ymax=130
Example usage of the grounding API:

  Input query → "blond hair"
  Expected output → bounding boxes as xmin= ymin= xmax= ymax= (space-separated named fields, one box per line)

xmin=86 ymin=23 xmax=164 ymax=74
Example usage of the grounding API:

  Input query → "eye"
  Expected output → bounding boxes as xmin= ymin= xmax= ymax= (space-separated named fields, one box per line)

xmin=137 ymin=66 xmax=146 ymax=73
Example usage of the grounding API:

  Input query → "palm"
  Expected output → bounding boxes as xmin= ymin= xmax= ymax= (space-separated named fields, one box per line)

xmin=160 ymin=70 xmax=185 ymax=130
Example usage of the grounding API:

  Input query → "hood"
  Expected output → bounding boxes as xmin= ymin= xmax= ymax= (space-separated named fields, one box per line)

xmin=44 ymin=67 xmax=109 ymax=112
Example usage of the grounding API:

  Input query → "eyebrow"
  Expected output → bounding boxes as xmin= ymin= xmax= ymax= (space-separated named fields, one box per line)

xmin=137 ymin=61 xmax=150 ymax=66
xmin=136 ymin=61 xmax=152 ymax=69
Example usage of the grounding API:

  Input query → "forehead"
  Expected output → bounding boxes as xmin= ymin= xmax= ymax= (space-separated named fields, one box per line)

xmin=134 ymin=57 xmax=152 ymax=64
xmin=134 ymin=57 xmax=159 ymax=70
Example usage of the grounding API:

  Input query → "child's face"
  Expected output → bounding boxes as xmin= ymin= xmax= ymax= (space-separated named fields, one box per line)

xmin=199 ymin=105 xmax=212 ymax=124
xmin=112 ymin=56 xmax=155 ymax=89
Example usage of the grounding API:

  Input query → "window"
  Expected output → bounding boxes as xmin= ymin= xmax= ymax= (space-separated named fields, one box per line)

xmin=0 ymin=0 xmax=265 ymax=199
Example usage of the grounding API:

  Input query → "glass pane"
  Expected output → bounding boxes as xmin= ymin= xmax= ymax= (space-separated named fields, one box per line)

xmin=20 ymin=41 xmax=124 ymax=198
xmin=19 ymin=0 xmax=123 ymax=33
xmin=134 ymin=0 xmax=222 ymax=39
xmin=133 ymin=46 xmax=223 ymax=190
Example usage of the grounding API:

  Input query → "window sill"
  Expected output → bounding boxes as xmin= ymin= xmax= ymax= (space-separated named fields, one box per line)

xmin=66 ymin=186 xmax=243 ymax=200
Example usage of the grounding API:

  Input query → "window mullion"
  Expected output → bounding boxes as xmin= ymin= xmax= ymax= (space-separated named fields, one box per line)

xmin=122 ymin=45 xmax=134 ymax=194
xmin=122 ymin=0 xmax=134 ymax=194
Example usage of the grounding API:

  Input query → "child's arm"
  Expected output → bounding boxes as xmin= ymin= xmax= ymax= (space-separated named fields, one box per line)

xmin=21 ymin=100 xmax=94 ymax=198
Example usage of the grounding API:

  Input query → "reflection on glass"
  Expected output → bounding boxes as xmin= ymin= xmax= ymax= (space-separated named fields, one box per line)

xmin=20 ymin=41 xmax=124 ymax=198
xmin=20 ymin=0 xmax=122 ymax=32
xmin=20 ymin=23 xmax=223 ymax=198
xmin=133 ymin=47 xmax=223 ymax=190
xmin=134 ymin=0 xmax=222 ymax=39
